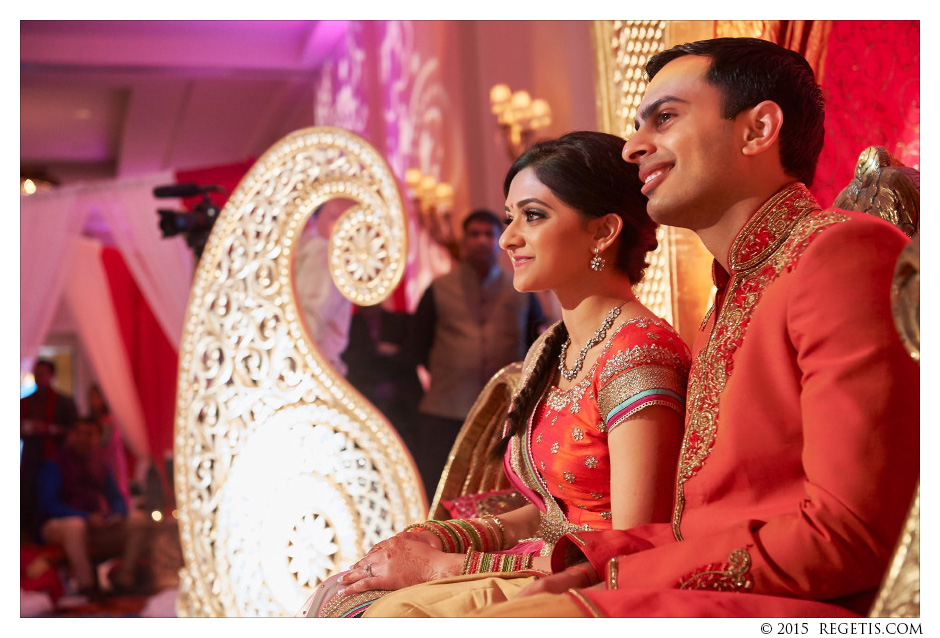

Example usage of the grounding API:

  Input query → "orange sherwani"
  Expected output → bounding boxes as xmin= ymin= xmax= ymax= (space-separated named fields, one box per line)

xmin=550 ymin=183 xmax=919 ymax=617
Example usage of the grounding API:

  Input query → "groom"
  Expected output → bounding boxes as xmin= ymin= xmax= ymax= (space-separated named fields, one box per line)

xmin=472 ymin=36 xmax=919 ymax=618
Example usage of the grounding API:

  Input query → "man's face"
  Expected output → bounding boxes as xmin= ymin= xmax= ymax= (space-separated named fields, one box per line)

xmin=70 ymin=421 xmax=101 ymax=456
xmin=462 ymin=220 xmax=500 ymax=271
xmin=622 ymin=55 xmax=747 ymax=230
xmin=33 ymin=363 xmax=53 ymax=388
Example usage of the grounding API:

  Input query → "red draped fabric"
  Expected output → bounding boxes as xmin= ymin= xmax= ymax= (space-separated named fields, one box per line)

xmin=100 ymin=247 xmax=178 ymax=500
xmin=812 ymin=21 xmax=920 ymax=207
xmin=75 ymin=161 xmax=255 ymax=504
xmin=773 ymin=20 xmax=832 ymax=83
xmin=718 ymin=20 xmax=919 ymax=209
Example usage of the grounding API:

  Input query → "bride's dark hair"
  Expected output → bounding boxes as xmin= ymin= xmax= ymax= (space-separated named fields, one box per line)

xmin=492 ymin=131 xmax=659 ymax=459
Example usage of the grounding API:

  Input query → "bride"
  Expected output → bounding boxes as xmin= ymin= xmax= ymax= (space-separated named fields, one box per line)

xmin=303 ymin=131 xmax=691 ymax=617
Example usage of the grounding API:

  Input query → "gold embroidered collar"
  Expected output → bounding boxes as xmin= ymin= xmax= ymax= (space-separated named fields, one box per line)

xmin=726 ymin=182 xmax=820 ymax=273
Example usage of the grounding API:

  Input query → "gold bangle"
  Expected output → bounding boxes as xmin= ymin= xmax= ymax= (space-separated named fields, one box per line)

xmin=481 ymin=514 xmax=506 ymax=548
xmin=452 ymin=519 xmax=484 ymax=551
xmin=606 ymin=557 xmax=619 ymax=590
xmin=430 ymin=520 xmax=463 ymax=553
xmin=461 ymin=548 xmax=474 ymax=575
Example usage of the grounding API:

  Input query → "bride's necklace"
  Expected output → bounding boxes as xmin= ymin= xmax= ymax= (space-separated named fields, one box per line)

xmin=558 ymin=300 xmax=630 ymax=382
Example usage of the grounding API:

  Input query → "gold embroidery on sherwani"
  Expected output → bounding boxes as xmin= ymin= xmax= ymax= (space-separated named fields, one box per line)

xmin=607 ymin=556 xmax=620 ymax=589
xmin=679 ymin=548 xmax=754 ymax=592
xmin=673 ymin=183 xmax=851 ymax=540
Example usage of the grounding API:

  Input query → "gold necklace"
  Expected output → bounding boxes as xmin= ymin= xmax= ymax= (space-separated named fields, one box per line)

xmin=558 ymin=300 xmax=628 ymax=382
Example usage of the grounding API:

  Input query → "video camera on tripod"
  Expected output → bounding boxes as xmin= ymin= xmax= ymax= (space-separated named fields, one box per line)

xmin=153 ymin=183 xmax=226 ymax=259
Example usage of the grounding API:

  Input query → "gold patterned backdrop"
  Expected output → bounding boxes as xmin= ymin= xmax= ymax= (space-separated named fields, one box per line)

xmin=591 ymin=20 xmax=717 ymax=348
xmin=173 ymin=128 xmax=425 ymax=617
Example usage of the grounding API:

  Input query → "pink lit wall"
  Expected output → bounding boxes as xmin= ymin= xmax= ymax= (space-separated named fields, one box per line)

xmin=311 ymin=20 xmax=598 ymax=311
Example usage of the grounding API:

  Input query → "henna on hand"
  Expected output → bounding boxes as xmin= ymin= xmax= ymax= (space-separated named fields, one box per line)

xmin=392 ymin=536 xmax=462 ymax=583
xmin=340 ymin=533 xmax=458 ymax=594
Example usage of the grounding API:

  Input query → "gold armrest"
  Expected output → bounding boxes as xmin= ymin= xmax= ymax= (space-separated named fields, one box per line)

xmin=428 ymin=362 xmax=523 ymax=520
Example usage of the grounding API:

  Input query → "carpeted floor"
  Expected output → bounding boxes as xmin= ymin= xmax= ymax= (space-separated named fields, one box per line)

xmin=21 ymin=519 xmax=183 ymax=618
xmin=22 ymin=587 xmax=179 ymax=618
xmin=52 ymin=593 xmax=151 ymax=617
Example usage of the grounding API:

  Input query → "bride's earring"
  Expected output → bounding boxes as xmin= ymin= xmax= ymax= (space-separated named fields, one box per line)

xmin=590 ymin=247 xmax=605 ymax=272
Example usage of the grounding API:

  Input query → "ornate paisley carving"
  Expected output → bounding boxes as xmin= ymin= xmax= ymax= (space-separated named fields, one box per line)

xmin=174 ymin=127 xmax=424 ymax=617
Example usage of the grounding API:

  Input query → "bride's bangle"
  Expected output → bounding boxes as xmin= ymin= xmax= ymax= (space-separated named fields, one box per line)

xmin=462 ymin=551 xmax=534 ymax=574
xmin=461 ymin=548 xmax=474 ymax=574
xmin=480 ymin=514 xmax=506 ymax=549
xmin=403 ymin=523 xmax=449 ymax=551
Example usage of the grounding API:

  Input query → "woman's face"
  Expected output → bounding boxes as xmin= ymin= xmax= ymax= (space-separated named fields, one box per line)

xmin=501 ymin=167 xmax=597 ymax=296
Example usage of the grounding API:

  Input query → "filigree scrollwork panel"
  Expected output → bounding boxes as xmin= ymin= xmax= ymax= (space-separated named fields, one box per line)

xmin=174 ymin=127 xmax=424 ymax=617
xmin=592 ymin=20 xmax=672 ymax=328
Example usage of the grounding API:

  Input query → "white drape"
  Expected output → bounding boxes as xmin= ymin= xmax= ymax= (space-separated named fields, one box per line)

xmin=63 ymin=237 xmax=151 ymax=461
xmin=86 ymin=171 xmax=195 ymax=348
xmin=21 ymin=172 xmax=196 ymax=463
xmin=20 ymin=190 xmax=88 ymax=369
xmin=21 ymin=173 xmax=194 ymax=364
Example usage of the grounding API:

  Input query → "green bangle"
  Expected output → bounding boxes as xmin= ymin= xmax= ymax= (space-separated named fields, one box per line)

xmin=427 ymin=520 xmax=462 ymax=552
xmin=452 ymin=519 xmax=484 ymax=551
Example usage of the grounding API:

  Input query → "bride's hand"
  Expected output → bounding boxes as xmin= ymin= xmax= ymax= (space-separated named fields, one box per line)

xmin=337 ymin=531 xmax=461 ymax=595
xmin=360 ymin=529 xmax=443 ymax=558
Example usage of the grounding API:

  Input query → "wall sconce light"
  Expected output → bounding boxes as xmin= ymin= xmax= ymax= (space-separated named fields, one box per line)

xmin=20 ymin=167 xmax=59 ymax=196
xmin=404 ymin=168 xmax=458 ymax=259
xmin=490 ymin=84 xmax=552 ymax=160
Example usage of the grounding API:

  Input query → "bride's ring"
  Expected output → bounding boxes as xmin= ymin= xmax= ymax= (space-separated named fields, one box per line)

xmin=365 ymin=563 xmax=373 ymax=578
